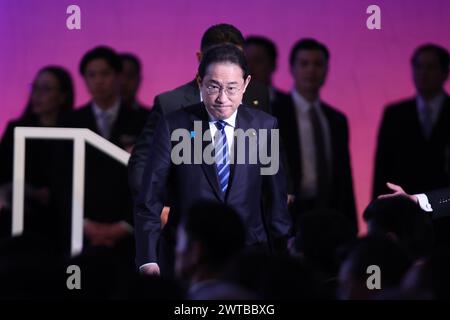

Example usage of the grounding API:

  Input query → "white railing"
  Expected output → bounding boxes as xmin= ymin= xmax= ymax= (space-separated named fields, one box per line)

xmin=13 ymin=127 xmax=130 ymax=256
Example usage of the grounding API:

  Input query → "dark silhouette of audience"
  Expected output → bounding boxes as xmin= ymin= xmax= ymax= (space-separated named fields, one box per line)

xmin=337 ymin=236 xmax=412 ymax=300
xmin=175 ymin=201 xmax=252 ymax=300
xmin=364 ymin=196 xmax=434 ymax=261
xmin=290 ymin=209 xmax=356 ymax=298
xmin=223 ymin=248 xmax=317 ymax=300
xmin=0 ymin=234 xmax=67 ymax=299
xmin=401 ymin=248 xmax=450 ymax=299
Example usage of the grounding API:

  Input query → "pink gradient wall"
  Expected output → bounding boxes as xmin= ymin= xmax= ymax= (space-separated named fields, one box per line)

xmin=1 ymin=0 xmax=450 ymax=233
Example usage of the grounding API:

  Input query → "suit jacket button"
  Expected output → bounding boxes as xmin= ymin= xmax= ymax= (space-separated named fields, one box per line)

xmin=253 ymin=100 xmax=259 ymax=106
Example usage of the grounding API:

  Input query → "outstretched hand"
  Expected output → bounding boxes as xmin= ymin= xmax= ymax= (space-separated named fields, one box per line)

xmin=140 ymin=263 xmax=160 ymax=277
xmin=377 ymin=182 xmax=418 ymax=204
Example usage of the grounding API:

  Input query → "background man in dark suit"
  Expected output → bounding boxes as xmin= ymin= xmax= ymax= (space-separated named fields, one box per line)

xmin=373 ymin=44 xmax=450 ymax=246
xmin=373 ymin=44 xmax=450 ymax=198
xmin=273 ymin=39 xmax=357 ymax=234
xmin=128 ymin=24 xmax=271 ymax=197
xmin=51 ymin=47 xmax=147 ymax=295
xmin=135 ymin=44 xmax=292 ymax=277
xmin=54 ymin=46 xmax=145 ymax=254
xmin=119 ymin=53 xmax=151 ymax=119
xmin=244 ymin=35 xmax=289 ymax=105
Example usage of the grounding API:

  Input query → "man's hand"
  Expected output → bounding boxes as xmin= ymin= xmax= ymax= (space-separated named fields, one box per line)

xmin=161 ymin=206 xmax=170 ymax=228
xmin=377 ymin=182 xmax=418 ymax=204
xmin=102 ymin=222 xmax=131 ymax=246
xmin=287 ymin=194 xmax=295 ymax=207
xmin=32 ymin=187 xmax=50 ymax=206
xmin=84 ymin=220 xmax=110 ymax=246
xmin=140 ymin=263 xmax=160 ymax=276
xmin=84 ymin=220 xmax=131 ymax=247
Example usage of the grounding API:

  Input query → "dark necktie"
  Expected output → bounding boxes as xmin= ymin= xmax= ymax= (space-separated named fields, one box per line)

xmin=422 ymin=104 xmax=433 ymax=139
xmin=99 ymin=111 xmax=112 ymax=139
xmin=309 ymin=105 xmax=330 ymax=202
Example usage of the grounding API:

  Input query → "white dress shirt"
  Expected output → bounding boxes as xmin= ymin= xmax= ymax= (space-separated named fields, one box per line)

xmin=200 ymin=88 xmax=237 ymax=146
xmin=205 ymin=108 xmax=237 ymax=153
xmin=415 ymin=193 xmax=433 ymax=212
xmin=89 ymin=101 xmax=133 ymax=235
xmin=291 ymin=89 xmax=332 ymax=199
xmin=91 ymin=100 xmax=121 ymax=139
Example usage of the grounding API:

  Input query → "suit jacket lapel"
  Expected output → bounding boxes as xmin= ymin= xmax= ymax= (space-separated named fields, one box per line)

xmin=189 ymin=103 xmax=224 ymax=201
xmin=410 ymin=100 xmax=428 ymax=141
xmin=284 ymin=96 xmax=302 ymax=184
xmin=321 ymin=104 xmax=338 ymax=179
xmin=322 ymin=104 xmax=336 ymax=138
xmin=86 ymin=103 xmax=101 ymax=134
xmin=226 ymin=106 xmax=256 ymax=199
xmin=430 ymin=95 xmax=450 ymax=141
xmin=109 ymin=103 xmax=126 ymax=142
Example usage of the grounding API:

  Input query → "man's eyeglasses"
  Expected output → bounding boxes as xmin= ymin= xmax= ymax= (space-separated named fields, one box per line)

xmin=204 ymin=83 xmax=244 ymax=96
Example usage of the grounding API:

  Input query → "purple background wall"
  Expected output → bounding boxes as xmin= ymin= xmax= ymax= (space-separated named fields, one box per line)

xmin=1 ymin=0 xmax=450 ymax=233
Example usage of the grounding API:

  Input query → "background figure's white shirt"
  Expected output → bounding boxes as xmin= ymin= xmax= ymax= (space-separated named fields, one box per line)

xmin=205 ymin=107 xmax=237 ymax=153
xmin=291 ymin=89 xmax=332 ymax=199
xmin=92 ymin=100 xmax=120 ymax=139
xmin=416 ymin=193 xmax=433 ymax=212
xmin=416 ymin=92 xmax=445 ymax=135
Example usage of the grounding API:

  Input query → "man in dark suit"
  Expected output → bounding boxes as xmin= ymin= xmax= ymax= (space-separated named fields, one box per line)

xmin=244 ymin=35 xmax=289 ymax=105
xmin=373 ymin=44 xmax=450 ymax=246
xmin=373 ymin=44 xmax=450 ymax=198
xmin=128 ymin=24 xmax=271 ymax=197
xmin=120 ymin=53 xmax=151 ymax=119
xmin=135 ymin=45 xmax=292 ymax=277
xmin=55 ymin=46 xmax=145 ymax=254
xmin=273 ymin=39 xmax=357 ymax=234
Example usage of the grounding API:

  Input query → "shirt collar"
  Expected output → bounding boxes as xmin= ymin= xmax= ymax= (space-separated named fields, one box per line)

xmin=205 ymin=105 xmax=238 ymax=128
xmin=291 ymin=89 xmax=320 ymax=113
xmin=416 ymin=92 xmax=446 ymax=114
xmin=92 ymin=99 xmax=121 ymax=120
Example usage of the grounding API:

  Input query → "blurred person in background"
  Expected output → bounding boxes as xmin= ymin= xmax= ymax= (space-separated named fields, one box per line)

xmin=0 ymin=66 xmax=74 ymax=238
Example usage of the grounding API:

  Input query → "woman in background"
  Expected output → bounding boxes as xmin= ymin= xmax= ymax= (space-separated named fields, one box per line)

xmin=0 ymin=66 xmax=74 ymax=237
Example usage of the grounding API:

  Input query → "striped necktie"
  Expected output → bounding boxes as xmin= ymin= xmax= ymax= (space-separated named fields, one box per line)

xmin=214 ymin=120 xmax=230 ymax=194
